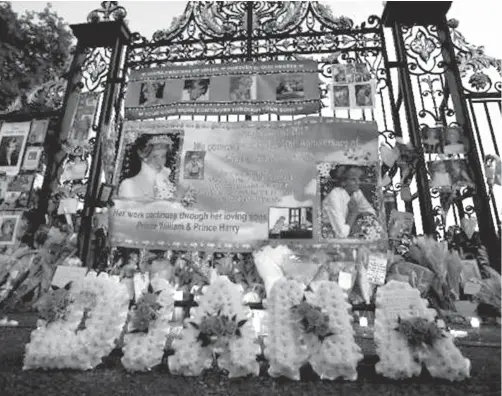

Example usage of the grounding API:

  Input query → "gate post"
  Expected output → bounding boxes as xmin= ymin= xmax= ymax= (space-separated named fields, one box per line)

xmin=435 ymin=20 xmax=501 ymax=269
xmin=382 ymin=1 xmax=500 ymax=268
xmin=381 ymin=2 xmax=450 ymax=235
xmin=70 ymin=19 xmax=131 ymax=268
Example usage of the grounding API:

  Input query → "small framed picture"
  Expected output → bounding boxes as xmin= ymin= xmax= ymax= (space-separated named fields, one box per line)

xmin=0 ymin=214 xmax=20 ymax=245
xmin=332 ymin=85 xmax=350 ymax=109
xmin=22 ymin=147 xmax=43 ymax=170
xmin=28 ymin=119 xmax=49 ymax=144
xmin=352 ymin=82 xmax=375 ymax=109
xmin=332 ymin=64 xmax=348 ymax=84
xmin=98 ymin=183 xmax=115 ymax=204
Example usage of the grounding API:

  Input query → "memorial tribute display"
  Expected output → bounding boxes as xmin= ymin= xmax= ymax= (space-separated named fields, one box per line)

xmin=0 ymin=2 xmax=500 ymax=392
xmin=111 ymin=117 xmax=383 ymax=250
xmin=125 ymin=61 xmax=321 ymax=118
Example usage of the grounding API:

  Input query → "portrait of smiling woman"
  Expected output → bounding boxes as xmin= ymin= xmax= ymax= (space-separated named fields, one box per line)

xmin=118 ymin=134 xmax=179 ymax=201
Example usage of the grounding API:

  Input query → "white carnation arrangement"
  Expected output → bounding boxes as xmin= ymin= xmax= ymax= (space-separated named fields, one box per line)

xmin=121 ymin=277 xmax=175 ymax=372
xmin=374 ymin=280 xmax=470 ymax=381
xmin=23 ymin=272 xmax=129 ymax=370
xmin=264 ymin=278 xmax=362 ymax=380
xmin=169 ymin=275 xmax=260 ymax=378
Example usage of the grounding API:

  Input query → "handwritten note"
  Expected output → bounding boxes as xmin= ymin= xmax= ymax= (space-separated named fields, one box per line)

xmin=367 ymin=254 xmax=388 ymax=285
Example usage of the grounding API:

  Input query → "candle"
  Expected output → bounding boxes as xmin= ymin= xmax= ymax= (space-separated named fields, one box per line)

xmin=359 ymin=317 xmax=368 ymax=327
xmin=470 ymin=317 xmax=481 ymax=328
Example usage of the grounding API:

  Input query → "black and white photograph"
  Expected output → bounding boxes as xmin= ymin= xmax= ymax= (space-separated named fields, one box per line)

xmin=0 ymin=215 xmax=19 ymax=245
xmin=118 ymin=133 xmax=182 ymax=200
xmin=139 ymin=81 xmax=166 ymax=106
xmin=268 ymin=207 xmax=313 ymax=239
xmin=355 ymin=63 xmax=372 ymax=82
xmin=421 ymin=126 xmax=443 ymax=154
xmin=332 ymin=64 xmax=347 ymax=84
xmin=28 ymin=119 xmax=49 ymax=144
xmin=183 ymin=151 xmax=205 ymax=180
xmin=332 ymin=85 xmax=350 ymax=108
xmin=354 ymin=83 xmax=374 ymax=108
xmin=428 ymin=159 xmax=475 ymax=190
xmin=319 ymin=163 xmax=381 ymax=240
xmin=345 ymin=64 xmax=356 ymax=83
xmin=0 ymin=135 xmax=23 ymax=167
xmin=181 ymin=78 xmax=210 ymax=101
xmin=229 ymin=75 xmax=256 ymax=101
xmin=276 ymin=75 xmax=305 ymax=101
xmin=444 ymin=125 xmax=468 ymax=154
xmin=22 ymin=147 xmax=43 ymax=170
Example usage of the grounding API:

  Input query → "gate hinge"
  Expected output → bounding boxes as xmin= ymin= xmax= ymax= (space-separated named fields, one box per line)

xmin=387 ymin=61 xmax=407 ymax=68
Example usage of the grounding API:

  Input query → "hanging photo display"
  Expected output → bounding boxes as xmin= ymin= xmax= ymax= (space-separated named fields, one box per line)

xmin=428 ymin=159 xmax=475 ymax=191
xmin=0 ymin=121 xmax=30 ymax=176
xmin=0 ymin=213 xmax=20 ymax=245
xmin=124 ymin=60 xmax=321 ymax=119
xmin=3 ymin=174 xmax=35 ymax=208
xmin=421 ymin=124 xmax=468 ymax=154
xmin=69 ymin=92 xmax=100 ymax=143
xmin=28 ymin=119 xmax=49 ymax=145
xmin=110 ymin=117 xmax=381 ymax=250
xmin=330 ymin=63 xmax=375 ymax=110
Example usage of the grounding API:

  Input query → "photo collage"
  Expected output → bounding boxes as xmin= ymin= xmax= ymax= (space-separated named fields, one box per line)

xmin=0 ymin=119 xmax=48 ymax=212
xmin=136 ymin=73 xmax=306 ymax=106
xmin=421 ymin=124 xmax=469 ymax=155
xmin=331 ymin=63 xmax=375 ymax=110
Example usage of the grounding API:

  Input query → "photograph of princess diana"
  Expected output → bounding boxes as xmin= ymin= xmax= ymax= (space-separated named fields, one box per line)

xmin=117 ymin=133 xmax=181 ymax=201
xmin=319 ymin=164 xmax=382 ymax=241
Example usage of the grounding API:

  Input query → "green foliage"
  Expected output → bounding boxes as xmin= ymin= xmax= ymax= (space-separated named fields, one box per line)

xmin=395 ymin=316 xmax=445 ymax=351
xmin=0 ymin=2 xmax=74 ymax=110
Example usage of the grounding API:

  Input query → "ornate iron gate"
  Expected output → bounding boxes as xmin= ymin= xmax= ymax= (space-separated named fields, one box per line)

xmin=22 ymin=1 xmax=498 ymax=269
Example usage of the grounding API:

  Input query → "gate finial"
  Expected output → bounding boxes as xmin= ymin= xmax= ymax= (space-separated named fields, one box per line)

xmin=87 ymin=1 xmax=127 ymax=23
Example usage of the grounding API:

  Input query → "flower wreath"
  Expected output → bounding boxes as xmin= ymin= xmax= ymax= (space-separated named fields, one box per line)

xmin=374 ymin=280 xmax=470 ymax=381
xmin=264 ymin=278 xmax=362 ymax=380
xmin=23 ymin=272 xmax=129 ymax=370
xmin=121 ymin=277 xmax=175 ymax=371
xmin=169 ymin=275 xmax=260 ymax=378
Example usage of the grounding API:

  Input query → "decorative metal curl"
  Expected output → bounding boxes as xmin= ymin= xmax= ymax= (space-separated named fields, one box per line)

xmin=87 ymin=1 xmax=127 ymax=23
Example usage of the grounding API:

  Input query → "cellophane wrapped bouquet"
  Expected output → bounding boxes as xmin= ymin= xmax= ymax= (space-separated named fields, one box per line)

xmin=121 ymin=277 xmax=175 ymax=371
xmin=169 ymin=275 xmax=259 ymax=378
xmin=374 ymin=280 xmax=470 ymax=381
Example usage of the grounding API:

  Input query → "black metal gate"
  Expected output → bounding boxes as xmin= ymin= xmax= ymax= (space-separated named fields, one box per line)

xmin=25 ymin=1 xmax=499 ymax=269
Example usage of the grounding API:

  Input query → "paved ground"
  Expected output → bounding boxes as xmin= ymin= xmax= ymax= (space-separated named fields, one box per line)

xmin=0 ymin=313 xmax=500 ymax=396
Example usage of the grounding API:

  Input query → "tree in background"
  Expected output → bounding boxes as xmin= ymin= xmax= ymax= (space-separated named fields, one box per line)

xmin=0 ymin=2 xmax=74 ymax=111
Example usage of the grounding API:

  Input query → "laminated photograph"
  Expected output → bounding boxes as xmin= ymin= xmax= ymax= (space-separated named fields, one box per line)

xmin=0 ymin=121 xmax=30 ymax=176
xmin=28 ymin=119 xmax=49 ymax=144
xmin=22 ymin=147 xmax=43 ymax=171
xmin=0 ymin=214 xmax=20 ymax=245
xmin=319 ymin=163 xmax=384 ymax=242
xmin=351 ymin=81 xmax=376 ymax=109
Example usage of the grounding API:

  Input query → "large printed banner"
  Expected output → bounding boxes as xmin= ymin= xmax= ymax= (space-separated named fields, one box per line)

xmin=125 ymin=61 xmax=321 ymax=118
xmin=111 ymin=118 xmax=381 ymax=251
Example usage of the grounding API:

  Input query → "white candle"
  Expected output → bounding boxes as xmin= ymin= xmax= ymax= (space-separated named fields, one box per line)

xmin=470 ymin=317 xmax=481 ymax=328
xmin=359 ymin=317 xmax=368 ymax=327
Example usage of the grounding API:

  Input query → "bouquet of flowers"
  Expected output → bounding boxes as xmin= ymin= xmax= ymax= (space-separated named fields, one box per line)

xmin=169 ymin=275 xmax=260 ymax=378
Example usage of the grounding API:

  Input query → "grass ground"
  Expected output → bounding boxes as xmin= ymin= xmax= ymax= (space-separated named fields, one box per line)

xmin=0 ymin=314 xmax=500 ymax=396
